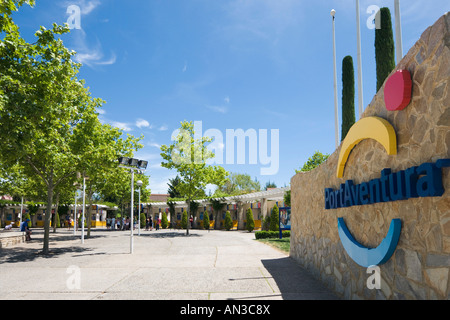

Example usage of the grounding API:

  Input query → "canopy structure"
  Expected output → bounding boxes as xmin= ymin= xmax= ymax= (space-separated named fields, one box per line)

xmin=143 ymin=186 xmax=290 ymax=209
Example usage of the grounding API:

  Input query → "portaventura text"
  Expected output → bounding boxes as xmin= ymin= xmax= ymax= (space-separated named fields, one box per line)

xmin=325 ymin=159 xmax=449 ymax=210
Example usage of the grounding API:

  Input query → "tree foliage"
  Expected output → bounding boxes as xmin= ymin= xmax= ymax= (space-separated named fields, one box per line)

xmin=0 ymin=2 xmax=142 ymax=253
xmin=218 ymin=173 xmax=260 ymax=195
xmin=224 ymin=211 xmax=233 ymax=231
xmin=341 ymin=55 xmax=356 ymax=141
xmin=375 ymin=7 xmax=396 ymax=92
xmin=203 ymin=210 xmax=210 ymax=230
xmin=270 ymin=204 xmax=279 ymax=231
xmin=296 ymin=151 xmax=330 ymax=173
xmin=160 ymin=121 xmax=228 ymax=235
xmin=246 ymin=208 xmax=255 ymax=232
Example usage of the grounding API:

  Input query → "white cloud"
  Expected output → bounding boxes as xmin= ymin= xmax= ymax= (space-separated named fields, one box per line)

xmin=206 ymin=105 xmax=228 ymax=114
xmin=224 ymin=96 xmax=230 ymax=104
xmin=80 ymin=0 xmax=101 ymax=15
xmin=148 ymin=142 xmax=161 ymax=148
xmin=136 ymin=118 xmax=151 ymax=129
xmin=63 ymin=0 xmax=101 ymax=15
xmin=74 ymin=49 xmax=116 ymax=67
xmin=99 ymin=118 xmax=132 ymax=132
xmin=158 ymin=125 xmax=169 ymax=131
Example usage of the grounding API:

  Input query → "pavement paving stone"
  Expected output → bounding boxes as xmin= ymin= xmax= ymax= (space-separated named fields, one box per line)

xmin=0 ymin=228 xmax=338 ymax=300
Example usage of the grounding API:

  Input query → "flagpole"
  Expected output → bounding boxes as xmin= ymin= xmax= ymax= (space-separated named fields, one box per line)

xmin=356 ymin=0 xmax=364 ymax=119
xmin=394 ymin=0 xmax=403 ymax=63
xmin=331 ymin=9 xmax=339 ymax=148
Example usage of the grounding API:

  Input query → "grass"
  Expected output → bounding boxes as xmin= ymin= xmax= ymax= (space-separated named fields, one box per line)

xmin=257 ymin=237 xmax=290 ymax=254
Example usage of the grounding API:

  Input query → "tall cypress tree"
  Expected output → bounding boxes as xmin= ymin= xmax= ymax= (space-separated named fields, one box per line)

xmin=341 ymin=55 xmax=356 ymax=141
xmin=375 ymin=7 xmax=396 ymax=92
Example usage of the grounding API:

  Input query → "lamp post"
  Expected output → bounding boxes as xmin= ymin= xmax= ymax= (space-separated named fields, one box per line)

xmin=356 ymin=0 xmax=364 ymax=118
xmin=331 ymin=9 xmax=339 ymax=148
xmin=74 ymin=190 xmax=77 ymax=235
xmin=394 ymin=0 xmax=403 ymax=63
xmin=130 ymin=169 xmax=134 ymax=253
xmin=118 ymin=157 xmax=148 ymax=254
xmin=137 ymin=180 xmax=143 ymax=236
xmin=81 ymin=175 xmax=86 ymax=244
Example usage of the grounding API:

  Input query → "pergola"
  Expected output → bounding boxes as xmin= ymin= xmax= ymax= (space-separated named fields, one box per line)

xmin=142 ymin=186 xmax=290 ymax=209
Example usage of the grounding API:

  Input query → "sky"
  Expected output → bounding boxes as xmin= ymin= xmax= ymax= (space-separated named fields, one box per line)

xmin=12 ymin=0 xmax=449 ymax=194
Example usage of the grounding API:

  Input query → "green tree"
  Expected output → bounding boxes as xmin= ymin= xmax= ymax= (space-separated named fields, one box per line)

xmin=246 ymin=208 xmax=255 ymax=232
xmin=264 ymin=181 xmax=277 ymax=190
xmin=224 ymin=211 xmax=233 ymax=231
xmin=0 ymin=2 xmax=98 ymax=253
xmin=284 ymin=190 xmax=291 ymax=207
xmin=341 ymin=55 xmax=356 ymax=141
xmin=0 ymin=2 xmax=143 ymax=253
xmin=296 ymin=151 xmax=330 ymax=173
xmin=270 ymin=204 xmax=279 ymax=231
xmin=219 ymin=173 xmax=260 ymax=195
xmin=375 ymin=7 xmax=396 ymax=92
xmin=167 ymin=175 xmax=182 ymax=198
xmin=160 ymin=121 xmax=228 ymax=235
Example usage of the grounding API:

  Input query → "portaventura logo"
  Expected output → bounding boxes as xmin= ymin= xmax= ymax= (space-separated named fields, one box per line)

xmin=325 ymin=70 xmax=449 ymax=268
xmin=325 ymin=158 xmax=450 ymax=210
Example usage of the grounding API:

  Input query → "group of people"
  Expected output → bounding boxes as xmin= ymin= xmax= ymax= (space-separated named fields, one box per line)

xmin=106 ymin=216 xmax=161 ymax=231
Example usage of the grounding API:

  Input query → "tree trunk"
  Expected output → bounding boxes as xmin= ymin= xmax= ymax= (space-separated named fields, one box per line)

xmin=186 ymin=199 xmax=190 ymax=236
xmin=53 ymin=192 xmax=60 ymax=233
xmin=43 ymin=183 xmax=54 ymax=255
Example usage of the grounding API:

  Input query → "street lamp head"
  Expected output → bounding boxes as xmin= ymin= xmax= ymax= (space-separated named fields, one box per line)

xmin=118 ymin=157 xmax=130 ymax=166
xmin=128 ymin=158 xmax=139 ymax=167
xmin=331 ymin=9 xmax=336 ymax=17
xmin=137 ymin=180 xmax=143 ymax=187
xmin=138 ymin=160 xmax=148 ymax=170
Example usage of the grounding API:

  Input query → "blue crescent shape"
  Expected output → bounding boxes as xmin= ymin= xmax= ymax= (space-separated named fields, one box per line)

xmin=337 ymin=217 xmax=401 ymax=268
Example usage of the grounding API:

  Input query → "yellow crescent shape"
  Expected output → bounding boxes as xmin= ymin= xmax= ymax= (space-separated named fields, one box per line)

xmin=337 ymin=117 xmax=397 ymax=178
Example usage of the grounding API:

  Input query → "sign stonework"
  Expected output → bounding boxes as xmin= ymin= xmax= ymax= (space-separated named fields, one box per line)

xmin=290 ymin=13 xmax=450 ymax=299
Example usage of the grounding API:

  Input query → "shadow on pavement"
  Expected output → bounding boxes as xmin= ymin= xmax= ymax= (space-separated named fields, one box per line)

xmin=0 ymin=245 xmax=94 ymax=264
xmin=138 ymin=231 xmax=203 ymax=238
xmin=260 ymin=257 xmax=339 ymax=300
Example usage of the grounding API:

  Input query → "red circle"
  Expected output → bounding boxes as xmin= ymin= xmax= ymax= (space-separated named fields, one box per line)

xmin=384 ymin=70 xmax=412 ymax=111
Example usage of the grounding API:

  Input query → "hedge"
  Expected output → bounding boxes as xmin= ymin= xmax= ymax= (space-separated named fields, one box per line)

xmin=255 ymin=231 xmax=290 ymax=239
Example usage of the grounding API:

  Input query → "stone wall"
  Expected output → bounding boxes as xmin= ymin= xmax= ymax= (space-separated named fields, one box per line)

xmin=290 ymin=13 xmax=450 ymax=300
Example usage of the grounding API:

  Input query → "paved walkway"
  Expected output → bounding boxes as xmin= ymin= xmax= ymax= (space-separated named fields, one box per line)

xmin=0 ymin=228 xmax=338 ymax=300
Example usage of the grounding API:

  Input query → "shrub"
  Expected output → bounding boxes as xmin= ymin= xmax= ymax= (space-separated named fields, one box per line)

xmin=262 ymin=215 xmax=271 ymax=231
xmin=203 ymin=212 xmax=210 ymax=230
xmin=224 ymin=211 xmax=233 ymax=231
xmin=181 ymin=212 xmax=188 ymax=229
xmin=246 ymin=208 xmax=255 ymax=232
xmin=161 ymin=212 xmax=168 ymax=229
xmin=270 ymin=204 xmax=279 ymax=231
xmin=255 ymin=231 xmax=290 ymax=239
xmin=140 ymin=212 xmax=146 ymax=229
